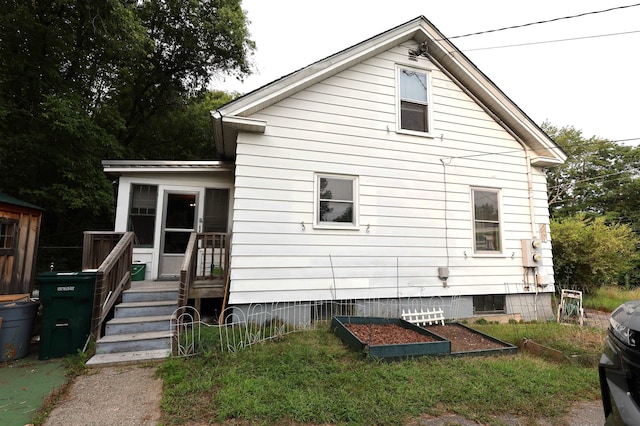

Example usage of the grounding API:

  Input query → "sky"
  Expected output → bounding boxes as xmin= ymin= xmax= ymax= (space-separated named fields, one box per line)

xmin=210 ymin=0 xmax=640 ymax=145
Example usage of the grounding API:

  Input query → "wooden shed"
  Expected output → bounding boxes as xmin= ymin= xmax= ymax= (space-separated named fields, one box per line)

xmin=0 ymin=193 xmax=43 ymax=295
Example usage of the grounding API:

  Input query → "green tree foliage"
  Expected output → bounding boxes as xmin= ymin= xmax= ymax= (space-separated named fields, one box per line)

xmin=129 ymin=90 xmax=237 ymax=159
xmin=544 ymin=122 xmax=640 ymax=221
xmin=0 ymin=1 xmax=254 ymax=269
xmin=551 ymin=215 xmax=638 ymax=292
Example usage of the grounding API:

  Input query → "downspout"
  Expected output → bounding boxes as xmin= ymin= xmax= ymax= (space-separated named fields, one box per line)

xmin=425 ymin=45 xmax=541 ymax=316
xmin=515 ymin=139 xmax=537 ymax=238
xmin=426 ymin=52 xmax=537 ymax=237
xmin=210 ymin=110 xmax=225 ymax=159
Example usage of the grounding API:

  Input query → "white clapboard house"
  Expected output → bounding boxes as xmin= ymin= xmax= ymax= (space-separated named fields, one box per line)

xmin=103 ymin=16 xmax=566 ymax=323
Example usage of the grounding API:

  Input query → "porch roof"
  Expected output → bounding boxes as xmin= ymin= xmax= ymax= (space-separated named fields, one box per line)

xmin=102 ymin=160 xmax=235 ymax=177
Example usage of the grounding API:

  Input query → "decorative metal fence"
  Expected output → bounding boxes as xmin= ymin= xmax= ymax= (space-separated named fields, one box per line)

xmin=171 ymin=295 xmax=462 ymax=356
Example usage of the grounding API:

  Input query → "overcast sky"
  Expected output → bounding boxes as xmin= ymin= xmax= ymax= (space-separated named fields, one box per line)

xmin=211 ymin=1 xmax=640 ymax=144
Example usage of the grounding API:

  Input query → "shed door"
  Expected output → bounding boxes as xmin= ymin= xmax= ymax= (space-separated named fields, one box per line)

xmin=159 ymin=192 xmax=197 ymax=279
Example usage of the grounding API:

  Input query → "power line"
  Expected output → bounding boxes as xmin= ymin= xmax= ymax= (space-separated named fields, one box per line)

xmin=464 ymin=29 xmax=640 ymax=52
xmin=446 ymin=2 xmax=640 ymax=40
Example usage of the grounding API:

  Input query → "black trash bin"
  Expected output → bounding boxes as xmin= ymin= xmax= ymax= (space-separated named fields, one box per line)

xmin=37 ymin=271 xmax=96 ymax=359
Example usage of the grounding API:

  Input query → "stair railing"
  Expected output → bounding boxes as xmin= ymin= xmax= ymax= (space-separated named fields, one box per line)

xmin=179 ymin=232 xmax=231 ymax=308
xmin=82 ymin=231 xmax=134 ymax=338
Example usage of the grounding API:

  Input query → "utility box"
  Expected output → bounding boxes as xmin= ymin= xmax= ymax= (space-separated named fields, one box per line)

xmin=521 ymin=239 xmax=543 ymax=267
xmin=36 ymin=271 xmax=96 ymax=359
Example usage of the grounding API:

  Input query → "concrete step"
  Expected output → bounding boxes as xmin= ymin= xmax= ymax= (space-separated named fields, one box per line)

xmin=115 ymin=301 xmax=177 ymax=318
xmin=95 ymin=330 xmax=172 ymax=354
xmin=105 ymin=314 xmax=173 ymax=335
xmin=86 ymin=349 xmax=171 ymax=367
xmin=122 ymin=287 xmax=179 ymax=303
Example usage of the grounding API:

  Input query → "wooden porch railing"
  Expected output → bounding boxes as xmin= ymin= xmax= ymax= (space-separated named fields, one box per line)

xmin=179 ymin=232 xmax=231 ymax=308
xmin=82 ymin=231 xmax=134 ymax=338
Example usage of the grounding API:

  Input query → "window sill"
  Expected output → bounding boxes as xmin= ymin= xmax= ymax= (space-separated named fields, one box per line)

xmin=396 ymin=128 xmax=435 ymax=138
xmin=472 ymin=252 xmax=505 ymax=257
xmin=313 ymin=224 xmax=360 ymax=231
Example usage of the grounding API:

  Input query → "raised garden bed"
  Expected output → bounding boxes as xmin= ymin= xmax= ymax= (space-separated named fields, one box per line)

xmin=332 ymin=316 xmax=516 ymax=360
xmin=426 ymin=323 xmax=517 ymax=356
xmin=331 ymin=316 xmax=450 ymax=360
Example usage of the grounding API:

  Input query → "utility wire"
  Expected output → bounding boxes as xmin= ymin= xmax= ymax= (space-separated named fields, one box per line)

xmin=464 ymin=29 xmax=640 ymax=52
xmin=443 ymin=137 xmax=640 ymax=162
xmin=445 ymin=3 xmax=640 ymax=40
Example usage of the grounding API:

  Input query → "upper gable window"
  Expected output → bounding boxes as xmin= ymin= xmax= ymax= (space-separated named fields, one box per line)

xmin=398 ymin=67 xmax=431 ymax=134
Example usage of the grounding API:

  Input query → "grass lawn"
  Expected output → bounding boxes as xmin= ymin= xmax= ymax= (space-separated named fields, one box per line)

xmin=584 ymin=285 xmax=640 ymax=312
xmin=158 ymin=321 xmax=604 ymax=425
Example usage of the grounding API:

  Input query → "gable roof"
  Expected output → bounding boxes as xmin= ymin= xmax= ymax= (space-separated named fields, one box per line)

xmin=212 ymin=16 xmax=566 ymax=167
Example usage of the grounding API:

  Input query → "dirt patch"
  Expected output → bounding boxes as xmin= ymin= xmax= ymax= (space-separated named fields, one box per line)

xmin=43 ymin=365 xmax=161 ymax=426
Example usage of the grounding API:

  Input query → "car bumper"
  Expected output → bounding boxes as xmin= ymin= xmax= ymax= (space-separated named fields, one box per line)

xmin=600 ymin=334 xmax=640 ymax=424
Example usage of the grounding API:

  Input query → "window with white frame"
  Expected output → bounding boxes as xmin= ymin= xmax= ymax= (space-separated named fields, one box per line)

xmin=398 ymin=67 xmax=430 ymax=133
xmin=316 ymin=175 xmax=357 ymax=227
xmin=472 ymin=188 xmax=501 ymax=253
xmin=128 ymin=184 xmax=158 ymax=247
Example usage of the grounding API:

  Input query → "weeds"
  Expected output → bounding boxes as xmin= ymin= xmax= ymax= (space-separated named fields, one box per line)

xmin=158 ymin=323 xmax=602 ymax=425
xmin=584 ymin=285 xmax=640 ymax=312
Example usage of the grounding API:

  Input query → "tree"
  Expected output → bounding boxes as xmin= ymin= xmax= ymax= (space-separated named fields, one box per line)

xmin=129 ymin=90 xmax=237 ymax=160
xmin=0 ymin=1 xmax=254 ymax=269
xmin=543 ymin=122 xmax=640 ymax=221
xmin=551 ymin=215 xmax=638 ymax=292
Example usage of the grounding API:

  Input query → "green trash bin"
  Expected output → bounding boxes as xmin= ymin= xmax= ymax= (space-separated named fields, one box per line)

xmin=36 ymin=271 xmax=96 ymax=360
xmin=131 ymin=263 xmax=146 ymax=281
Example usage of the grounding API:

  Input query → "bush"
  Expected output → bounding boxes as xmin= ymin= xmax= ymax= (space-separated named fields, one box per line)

xmin=551 ymin=214 xmax=638 ymax=292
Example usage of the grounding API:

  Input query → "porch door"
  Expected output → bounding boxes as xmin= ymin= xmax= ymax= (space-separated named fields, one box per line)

xmin=159 ymin=192 xmax=197 ymax=278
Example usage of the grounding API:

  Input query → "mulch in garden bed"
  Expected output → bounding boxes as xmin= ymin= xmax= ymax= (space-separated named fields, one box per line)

xmin=343 ymin=321 xmax=515 ymax=354
xmin=426 ymin=323 xmax=512 ymax=353
xmin=345 ymin=323 xmax=438 ymax=345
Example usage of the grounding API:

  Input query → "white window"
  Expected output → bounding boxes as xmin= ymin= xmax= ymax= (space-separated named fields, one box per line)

xmin=315 ymin=175 xmax=358 ymax=228
xmin=129 ymin=184 xmax=158 ymax=247
xmin=472 ymin=188 xmax=502 ymax=253
xmin=398 ymin=67 xmax=431 ymax=134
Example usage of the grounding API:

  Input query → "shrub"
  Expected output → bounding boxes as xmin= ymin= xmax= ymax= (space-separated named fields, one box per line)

xmin=551 ymin=214 xmax=638 ymax=292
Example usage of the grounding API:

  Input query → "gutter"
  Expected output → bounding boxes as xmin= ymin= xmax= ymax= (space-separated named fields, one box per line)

xmin=211 ymin=110 xmax=226 ymax=159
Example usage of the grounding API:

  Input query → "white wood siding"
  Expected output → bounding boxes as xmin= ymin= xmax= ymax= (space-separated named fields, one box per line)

xmin=229 ymin=43 xmax=554 ymax=304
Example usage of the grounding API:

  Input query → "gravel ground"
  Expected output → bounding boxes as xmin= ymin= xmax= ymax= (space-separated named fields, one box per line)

xmin=43 ymin=365 xmax=162 ymax=426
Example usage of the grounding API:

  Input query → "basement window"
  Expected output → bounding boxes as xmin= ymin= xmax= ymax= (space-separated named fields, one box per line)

xmin=473 ymin=295 xmax=506 ymax=314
